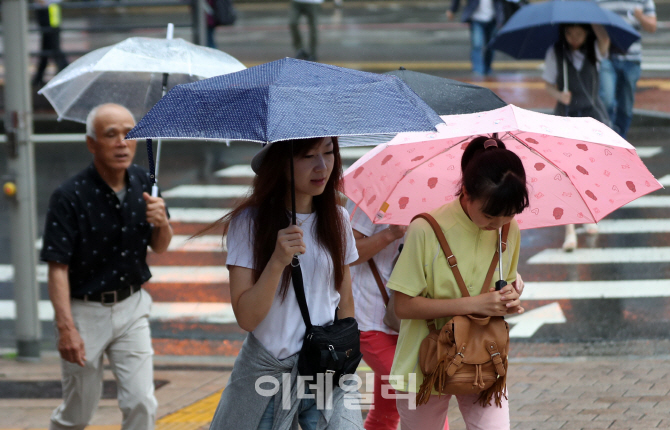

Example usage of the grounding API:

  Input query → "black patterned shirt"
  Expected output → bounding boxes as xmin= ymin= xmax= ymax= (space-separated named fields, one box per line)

xmin=40 ymin=164 xmax=163 ymax=297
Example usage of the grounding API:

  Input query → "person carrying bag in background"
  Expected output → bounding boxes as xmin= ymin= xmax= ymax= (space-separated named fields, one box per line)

xmin=543 ymin=23 xmax=610 ymax=252
xmin=204 ymin=0 xmax=237 ymax=49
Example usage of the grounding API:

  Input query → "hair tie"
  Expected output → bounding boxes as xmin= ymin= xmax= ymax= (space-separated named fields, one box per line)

xmin=484 ymin=139 xmax=498 ymax=149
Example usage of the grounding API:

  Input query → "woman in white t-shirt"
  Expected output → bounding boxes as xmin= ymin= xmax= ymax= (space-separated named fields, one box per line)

xmin=207 ymin=136 xmax=363 ymax=430
xmin=543 ymin=23 xmax=610 ymax=251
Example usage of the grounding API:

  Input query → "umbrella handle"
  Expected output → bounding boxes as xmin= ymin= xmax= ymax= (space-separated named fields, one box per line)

xmin=289 ymin=141 xmax=302 ymax=262
xmin=166 ymin=23 xmax=174 ymax=40
xmin=495 ymin=227 xmax=507 ymax=291
xmin=146 ymin=138 xmax=158 ymax=194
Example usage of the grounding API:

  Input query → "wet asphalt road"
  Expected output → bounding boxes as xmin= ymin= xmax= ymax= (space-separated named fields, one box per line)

xmin=2 ymin=2 xmax=670 ymax=354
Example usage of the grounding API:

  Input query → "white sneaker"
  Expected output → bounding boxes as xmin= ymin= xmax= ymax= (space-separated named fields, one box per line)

xmin=562 ymin=232 xmax=577 ymax=252
xmin=585 ymin=223 xmax=599 ymax=235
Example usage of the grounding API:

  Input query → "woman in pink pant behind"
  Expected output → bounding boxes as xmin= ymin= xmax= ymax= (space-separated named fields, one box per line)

xmin=346 ymin=200 xmax=449 ymax=430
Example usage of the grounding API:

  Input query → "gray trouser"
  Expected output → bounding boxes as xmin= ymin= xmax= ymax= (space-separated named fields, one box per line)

xmin=289 ymin=1 xmax=320 ymax=56
xmin=50 ymin=289 xmax=157 ymax=430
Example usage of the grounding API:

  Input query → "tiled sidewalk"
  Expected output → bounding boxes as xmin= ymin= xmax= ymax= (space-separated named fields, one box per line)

xmin=449 ymin=357 xmax=670 ymax=430
xmin=2 ymin=354 xmax=669 ymax=430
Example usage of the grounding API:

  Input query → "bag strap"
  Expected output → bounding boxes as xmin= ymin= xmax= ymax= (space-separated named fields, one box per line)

xmin=291 ymin=259 xmax=313 ymax=330
xmin=368 ymin=259 xmax=390 ymax=306
xmin=412 ymin=213 xmax=470 ymax=298
xmin=411 ymin=213 xmax=510 ymax=330
xmin=412 ymin=213 xmax=510 ymax=297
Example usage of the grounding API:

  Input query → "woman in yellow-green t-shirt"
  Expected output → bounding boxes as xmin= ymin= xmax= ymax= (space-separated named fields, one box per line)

xmin=386 ymin=136 xmax=529 ymax=430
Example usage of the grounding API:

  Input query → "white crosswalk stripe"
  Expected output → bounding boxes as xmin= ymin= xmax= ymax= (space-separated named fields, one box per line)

xmin=215 ymin=165 xmax=255 ymax=178
xmin=523 ymin=280 xmax=670 ymax=300
xmin=163 ymin=185 xmax=251 ymax=199
xmin=635 ymin=147 xmax=663 ymax=158
xmin=528 ymin=247 xmax=670 ymax=264
xmin=623 ymin=196 xmax=670 ymax=208
xmin=576 ymin=219 xmax=670 ymax=234
xmin=0 ymin=300 xmax=236 ymax=323
xmin=169 ymin=208 xmax=231 ymax=223
xmin=163 ymin=235 xmax=226 ymax=252
xmin=0 ymin=265 xmax=229 ymax=283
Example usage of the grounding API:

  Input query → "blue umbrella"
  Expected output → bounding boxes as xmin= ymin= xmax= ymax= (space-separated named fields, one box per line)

xmin=127 ymin=58 xmax=443 ymax=225
xmin=490 ymin=0 xmax=640 ymax=59
xmin=127 ymin=57 xmax=443 ymax=143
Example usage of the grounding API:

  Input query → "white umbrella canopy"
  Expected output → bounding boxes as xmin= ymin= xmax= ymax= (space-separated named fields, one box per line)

xmin=39 ymin=36 xmax=247 ymax=123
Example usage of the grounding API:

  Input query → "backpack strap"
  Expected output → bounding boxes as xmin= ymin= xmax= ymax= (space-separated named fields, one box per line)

xmin=411 ymin=213 xmax=511 ymax=329
xmin=412 ymin=213 xmax=469 ymax=299
xmin=368 ymin=259 xmax=389 ymax=306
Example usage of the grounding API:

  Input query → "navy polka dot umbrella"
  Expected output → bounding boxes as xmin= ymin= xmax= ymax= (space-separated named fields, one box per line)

xmin=127 ymin=58 xmax=443 ymax=224
xmin=127 ymin=58 xmax=442 ymax=143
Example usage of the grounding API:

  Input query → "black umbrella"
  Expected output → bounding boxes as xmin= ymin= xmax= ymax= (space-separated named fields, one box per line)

xmin=384 ymin=68 xmax=507 ymax=115
xmin=339 ymin=68 xmax=507 ymax=146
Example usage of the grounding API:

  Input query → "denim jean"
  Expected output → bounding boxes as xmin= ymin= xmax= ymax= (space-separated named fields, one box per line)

xmin=257 ymin=390 xmax=321 ymax=430
xmin=469 ymin=19 xmax=497 ymax=76
xmin=206 ymin=26 xmax=217 ymax=49
xmin=289 ymin=1 xmax=320 ymax=59
xmin=599 ymin=58 xmax=641 ymax=138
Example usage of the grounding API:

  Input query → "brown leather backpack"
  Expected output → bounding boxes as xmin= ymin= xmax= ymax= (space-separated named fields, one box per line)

xmin=413 ymin=213 xmax=510 ymax=408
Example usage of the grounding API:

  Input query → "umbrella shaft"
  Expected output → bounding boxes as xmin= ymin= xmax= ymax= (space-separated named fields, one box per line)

xmin=154 ymin=139 xmax=162 ymax=181
xmin=162 ymin=73 xmax=169 ymax=97
xmin=289 ymin=141 xmax=296 ymax=226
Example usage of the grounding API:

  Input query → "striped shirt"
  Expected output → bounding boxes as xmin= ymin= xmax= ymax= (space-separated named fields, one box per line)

xmin=596 ymin=0 xmax=656 ymax=61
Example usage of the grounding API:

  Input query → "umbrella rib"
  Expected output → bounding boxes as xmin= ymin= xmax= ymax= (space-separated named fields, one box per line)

xmin=376 ymin=136 xmax=471 ymax=217
xmin=505 ymin=132 xmax=599 ymax=223
xmin=505 ymin=131 xmax=569 ymax=177
xmin=56 ymin=72 xmax=106 ymax=122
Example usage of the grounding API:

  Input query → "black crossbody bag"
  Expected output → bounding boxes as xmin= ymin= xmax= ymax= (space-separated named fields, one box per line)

xmin=292 ymin=261 xmax=363 ymax=382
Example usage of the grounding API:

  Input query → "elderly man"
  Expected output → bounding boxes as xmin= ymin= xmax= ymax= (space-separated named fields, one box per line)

xmin=41 ymin=104 xmax=173 ymax=430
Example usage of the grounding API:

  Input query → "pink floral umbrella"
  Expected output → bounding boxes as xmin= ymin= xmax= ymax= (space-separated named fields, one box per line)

xmin=343 ymin=104 xmax=662 ymax=230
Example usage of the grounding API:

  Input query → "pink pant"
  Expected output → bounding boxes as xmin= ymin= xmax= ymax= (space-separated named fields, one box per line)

xmin=360 ymin=331 xmax=449 ymax=430
xmin=396 ymin=391 xmax=509 ymax=430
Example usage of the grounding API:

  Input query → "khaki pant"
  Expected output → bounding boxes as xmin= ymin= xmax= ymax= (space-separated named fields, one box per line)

xmin=50 ymin=289 xmax=157 ymax=430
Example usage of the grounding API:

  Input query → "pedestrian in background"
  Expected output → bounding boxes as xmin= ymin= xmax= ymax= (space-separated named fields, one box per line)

xmin=32 ymin=0 xmax=69 ymax=88
xmin=346 ymin=202 xmax=451 ymax=430
xmin=542 ymin=23 xmax=610 ymax=251
xmin=447 ymin=0 xmax=505 ymax=76
xmin=289 ymin=0 xmax=323 ymax=61
xmin=597 ymin=0 xmax=657 ymax=138
xmin=205 ymin=0 xmax=237 ymax=49
xmin=41 ymin=104 xmax=173 ymax=430
xmin=387 ymin=136 xmax=526 ymax=430
xmin=207 ymin=137 xmax=363 ymax=429
xmin=346 ymin=202 xmax=406 ymax=430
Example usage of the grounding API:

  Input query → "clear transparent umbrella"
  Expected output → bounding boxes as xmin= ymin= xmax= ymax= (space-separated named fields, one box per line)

xmin=40 ymin=25 xmax=246 ymax=195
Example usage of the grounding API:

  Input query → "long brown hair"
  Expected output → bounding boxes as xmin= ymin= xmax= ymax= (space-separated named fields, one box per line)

xmin=206 ymin=137 xmax=346 ymax=299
